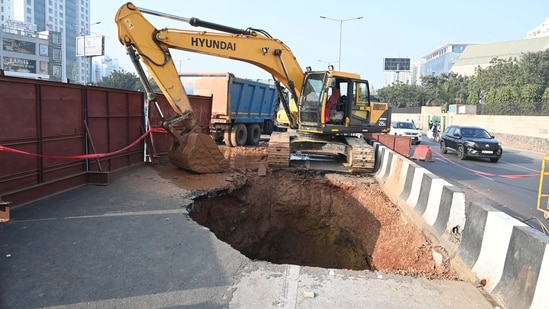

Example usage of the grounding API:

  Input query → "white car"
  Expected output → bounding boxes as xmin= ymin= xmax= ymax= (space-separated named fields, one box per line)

xmin=389 ymin=121 xmax=422 ymax=145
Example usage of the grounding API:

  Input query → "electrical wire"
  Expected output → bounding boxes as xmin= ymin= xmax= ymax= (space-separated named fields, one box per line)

xmin=522 ymin=217 xmax=549 ymax=235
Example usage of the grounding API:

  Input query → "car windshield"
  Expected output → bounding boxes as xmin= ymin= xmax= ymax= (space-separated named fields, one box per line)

xmin=396 ymin=122 xmax=415 ymax=129
xmin=461 ymin=128 xmax=491 ymax=138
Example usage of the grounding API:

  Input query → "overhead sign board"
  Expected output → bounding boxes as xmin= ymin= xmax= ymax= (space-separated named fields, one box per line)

xmin=76 ymin=35 xmax=104 ymax=57
xmin=383 ymin=57 xmax=411 ymax=71
xmin=6 ymin=19 xmax=37 ymax=32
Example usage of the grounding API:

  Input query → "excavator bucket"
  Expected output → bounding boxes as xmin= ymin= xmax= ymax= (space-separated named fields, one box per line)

xmin=168 ymin=133 xmax=230 ymax=173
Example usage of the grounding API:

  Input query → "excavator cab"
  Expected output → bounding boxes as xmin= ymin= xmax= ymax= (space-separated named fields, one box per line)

xmin=298 ymin=71 xmax=390 ymax=134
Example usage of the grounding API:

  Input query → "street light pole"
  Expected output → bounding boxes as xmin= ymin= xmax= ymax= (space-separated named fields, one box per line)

xmin=178 ymin=58 xmax=191 ymax=74
xmin=320 ymin=16 xmax=363 ymax=71
xmin=83 ymin=21 xmax=101 ymax=84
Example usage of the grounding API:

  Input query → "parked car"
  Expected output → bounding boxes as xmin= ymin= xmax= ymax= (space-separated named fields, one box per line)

xmin=389 ymin=121 xmax=422 ymax=145
xmin=439 ymin=125 xmax=502 ymax=162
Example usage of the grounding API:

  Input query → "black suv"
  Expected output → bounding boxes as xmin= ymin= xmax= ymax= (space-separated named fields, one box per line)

xmin=440 ymin=125 xmax=502 ymax=162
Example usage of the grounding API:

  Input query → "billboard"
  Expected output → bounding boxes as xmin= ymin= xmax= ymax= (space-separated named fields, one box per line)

xmin=383 ymin=57 xmax=411 ymax=71
xmin=3 ymin=38 xmax=36 ymax=55
xmin=76 ymin=35 xmax=104 ymax=57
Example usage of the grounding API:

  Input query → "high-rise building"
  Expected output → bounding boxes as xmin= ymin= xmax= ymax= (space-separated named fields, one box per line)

xmin=93 ymin=55 xmax=122 ymax=84
xmin=1 ymin=0 xmax=93 ymax=83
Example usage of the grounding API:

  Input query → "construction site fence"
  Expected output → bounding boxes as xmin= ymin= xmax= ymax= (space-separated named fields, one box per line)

xmin=0 ymin=76 xmax=212 ymax=208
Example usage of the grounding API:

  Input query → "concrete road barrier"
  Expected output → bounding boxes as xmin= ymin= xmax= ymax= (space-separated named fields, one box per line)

xmin=375 ymin=146 xmax=465 ymax=251
xmin=375 ymin=145 xmax=549 ymax=309
xmin=461 ymin=202 xmax=549 ymax=309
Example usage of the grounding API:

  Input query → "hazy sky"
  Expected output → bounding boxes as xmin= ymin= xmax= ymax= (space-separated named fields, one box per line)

xmin=92 ymin=0 xmax=548 ymax=89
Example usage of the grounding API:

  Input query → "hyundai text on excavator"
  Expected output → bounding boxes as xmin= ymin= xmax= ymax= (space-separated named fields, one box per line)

xmin=115 ymin=3 xmax=391 ymax=173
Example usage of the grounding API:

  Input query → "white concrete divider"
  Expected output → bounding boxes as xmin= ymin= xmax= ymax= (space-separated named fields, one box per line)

xmin=374 ymin=145 xmax=549 ymax=309
xmin=460 ymin=201 xmax=549 ymax=309
xmin=375 ymin=145 xmax=465 ymax=252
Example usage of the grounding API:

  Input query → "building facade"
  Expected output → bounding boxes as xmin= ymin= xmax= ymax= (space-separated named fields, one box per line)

xmin=526 ymin=17 xmax=549 ymax=39
xmin=420 ymin=44 xmax=469 ymax=78
xmin=0 ymin=0 xmax=92 ymax=83
xmin=1 ymin=20 xmax=62 ymax=81
xmin=417 ymin=17 xmax=549 ymax=82
xmin=450 ymin=36 xmax=549 ymax=77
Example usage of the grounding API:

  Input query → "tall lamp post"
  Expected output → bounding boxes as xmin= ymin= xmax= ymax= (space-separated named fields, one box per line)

xmin=178 ymin=58 xmax=191 ymax=74
xmin=83 ymin=21 xmax=101 ymax=84
xmin=319 ymin=16 xmax=363 ymax=71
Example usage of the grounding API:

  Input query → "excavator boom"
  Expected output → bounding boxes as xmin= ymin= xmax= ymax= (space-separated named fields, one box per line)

xmin=116 ymin=3 xmax=303 ymax=127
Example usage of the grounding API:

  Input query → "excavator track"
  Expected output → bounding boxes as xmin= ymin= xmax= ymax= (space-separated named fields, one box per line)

xmin=267 ymin=132 xmax=376 ymax=173
xmin=343 ymin=137 xmax=376 ymax=173
xmin=267 ymin=131 xmax=291 ymax=168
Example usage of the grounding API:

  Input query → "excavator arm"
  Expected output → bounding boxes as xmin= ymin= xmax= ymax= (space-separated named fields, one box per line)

xmin=115 ymin=2 xmax=302 ymax=129
xmin=116 ymin=3 xmax=238 ymax=173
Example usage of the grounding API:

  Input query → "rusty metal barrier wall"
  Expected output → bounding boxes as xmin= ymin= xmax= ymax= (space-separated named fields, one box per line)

xmin=86 ymin=87 xmax=145 ymax=172
xmin=370 ymin=133 xmax=412 ymax=157
xmin=147 ymin=94 xmax=213 ymax=159
xmin=0 ymin=76 xmax=145 ymax=207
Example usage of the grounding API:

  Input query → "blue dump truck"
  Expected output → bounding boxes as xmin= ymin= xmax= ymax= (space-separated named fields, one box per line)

xmin=180 ymin=72 xmax=278 ymax=147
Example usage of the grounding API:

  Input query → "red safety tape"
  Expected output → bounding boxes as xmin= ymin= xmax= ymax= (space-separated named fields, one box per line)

xmin=430 ymin=148 xmax=540 ymax=179
xmin=0 ymin=127 xmax=168 ymax=160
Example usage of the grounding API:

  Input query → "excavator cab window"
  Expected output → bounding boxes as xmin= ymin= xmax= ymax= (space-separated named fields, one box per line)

xmin=325 ymin=79 xmax=348 ymax=124
xmin=355 ymin=81 xmax=370 ymax=106
xmin=300 ymin=73 xmax=325 ymax=123
xmin=348 ymin=80 xmax=376 ymax=127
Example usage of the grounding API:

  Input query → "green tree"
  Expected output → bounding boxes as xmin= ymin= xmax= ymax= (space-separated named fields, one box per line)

xmin=520 ymin=83 xmax=540 ymax=102
xmin=419 ymin=74 xmax=441 ymax=106
xmin=488 ymin=85 xmax=519 ymax=115
xmin=97 ymin=69 xmax=142 ymax=91
xmin=466 ymin=57 xmax=520 ymax=105
xmin=97 ymin=69 xmax=161 ymax=94
xmin=146 ymin=77 xmax=161 ymax=94
xmin=517 ymin=49 xmax=549 ymax=90
xmin=420 ymin=72 xmax=468 ymax=106
xmin=376 ymin=82 xmax=425 ymax=108
xmin=541 ymin=87 xmax=549 ymax=114
xmin=495 ymin=85 xmax=519 ymax=103
xmin=519 ymin=84 xmax=540 ymax=115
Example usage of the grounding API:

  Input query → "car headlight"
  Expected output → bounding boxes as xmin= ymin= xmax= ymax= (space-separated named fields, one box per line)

xmin=464 ymin=141 xmax=475 ymax=147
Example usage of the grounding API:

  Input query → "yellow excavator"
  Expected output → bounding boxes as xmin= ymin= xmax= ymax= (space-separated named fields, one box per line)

xmin=115 ymin=3 xmax=391 ymax=173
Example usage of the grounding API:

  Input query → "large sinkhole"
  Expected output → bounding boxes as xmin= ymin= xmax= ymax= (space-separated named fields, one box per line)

xmin=189 ymin=171 xmax=456 ymax=278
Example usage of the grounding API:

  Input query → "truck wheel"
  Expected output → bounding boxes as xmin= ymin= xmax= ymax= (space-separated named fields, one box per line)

xmin=230 ymin=124 xmax=247 ymax=146
xmin=224 ymin=128 xmax=234 ymax=147
xmin=263 ymin=120 xmax=274 ymax=135
xmin=246 ymin=124 xmax=261 ymax=145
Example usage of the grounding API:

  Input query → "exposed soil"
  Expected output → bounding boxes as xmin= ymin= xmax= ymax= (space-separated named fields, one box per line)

xmin=167 ymin=143 xmax=460 ymax=280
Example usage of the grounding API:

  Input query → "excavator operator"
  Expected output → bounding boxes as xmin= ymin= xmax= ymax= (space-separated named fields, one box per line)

xmin=325 ymin=85 xmax=340 ymax=123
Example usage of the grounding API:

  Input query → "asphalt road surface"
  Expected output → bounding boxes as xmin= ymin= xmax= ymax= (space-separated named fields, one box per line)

xmin=413 ymin=133 xmax=549 ymax=234
xmin=0 ymin=165 xmax=498 ymax=308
